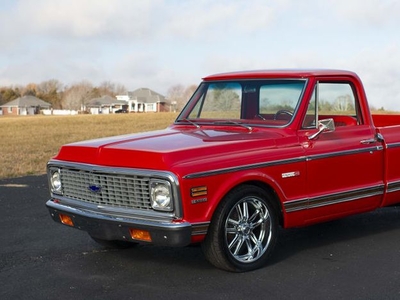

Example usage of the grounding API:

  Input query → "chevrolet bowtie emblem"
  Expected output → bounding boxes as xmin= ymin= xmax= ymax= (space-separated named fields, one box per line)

xmin=88 ymin=184 xmax=102 ymax=193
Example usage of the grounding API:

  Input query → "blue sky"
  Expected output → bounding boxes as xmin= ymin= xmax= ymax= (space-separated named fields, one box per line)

xmin=0 ymin=0 xmax=399 ymax=110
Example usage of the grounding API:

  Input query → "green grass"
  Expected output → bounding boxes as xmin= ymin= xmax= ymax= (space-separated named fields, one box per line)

xmin=0 ymin=113 xmax=178 ymax=179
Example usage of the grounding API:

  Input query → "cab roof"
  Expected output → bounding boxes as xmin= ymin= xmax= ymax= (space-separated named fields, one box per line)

xmin=203 ymin=69 xmax=359 ymax=81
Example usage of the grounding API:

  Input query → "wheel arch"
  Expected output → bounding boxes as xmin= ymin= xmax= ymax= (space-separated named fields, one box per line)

xmin=242 ymin=180 xmax=284 ymax=226
xmin=206 ymin=173 xmax=286 ymax=227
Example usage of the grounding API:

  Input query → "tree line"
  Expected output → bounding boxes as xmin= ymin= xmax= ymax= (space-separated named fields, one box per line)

xmin=0 ymin=80 xmax=127 ymax=110
xmin=0 ymin=80 xmax=198 ymax=111
xmin=3 ymin=81 xmax=384 ymax=113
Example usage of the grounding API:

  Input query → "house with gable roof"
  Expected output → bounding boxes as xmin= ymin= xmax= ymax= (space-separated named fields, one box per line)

xmin=116 ymin=88 xmax=170 ymax=113
xmin=0 ymin=95 xmax=51 ymax=116
xmin=86 ymin=95 xmax=128 ymax=114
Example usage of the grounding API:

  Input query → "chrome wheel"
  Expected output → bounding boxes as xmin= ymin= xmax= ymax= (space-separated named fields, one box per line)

xmin=202 ymin=185 xmax=278 ymax=272
xmin=225 ymin=197 xmax=272 ymax=263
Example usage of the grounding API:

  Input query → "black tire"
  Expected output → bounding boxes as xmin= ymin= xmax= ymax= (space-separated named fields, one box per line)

xmin=89 ymin=235 xmax=138 ymax=249
xmin=202 ymin=185 xmax=278 ymax=272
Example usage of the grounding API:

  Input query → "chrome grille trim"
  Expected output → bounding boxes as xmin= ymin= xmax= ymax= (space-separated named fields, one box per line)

xmin=61 ymin=169 xmax=152 ymax=210
xmin=47 ymin=160 xmax=182 ymax=218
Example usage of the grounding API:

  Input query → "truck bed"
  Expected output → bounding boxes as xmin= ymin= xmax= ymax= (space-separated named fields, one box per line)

xmin=372 ymin=114 xmax=400 ymax=127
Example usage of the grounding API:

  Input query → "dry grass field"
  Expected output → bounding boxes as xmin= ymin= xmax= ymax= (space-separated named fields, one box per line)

xmin=1 ymin=110 xmax=399 ymax=180
xmin=0 ymin=113 xmax=178 ymax=179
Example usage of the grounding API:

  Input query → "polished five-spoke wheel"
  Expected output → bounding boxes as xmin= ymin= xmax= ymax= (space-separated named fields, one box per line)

xmin=202 ymin=185 xmax=278 ymax=272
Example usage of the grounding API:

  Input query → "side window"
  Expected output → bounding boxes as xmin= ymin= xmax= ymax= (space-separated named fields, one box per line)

xmin=302 ymin=82 xmax=359 ymax=128
xmin=318 ymin=83 xmax=357 ymax=116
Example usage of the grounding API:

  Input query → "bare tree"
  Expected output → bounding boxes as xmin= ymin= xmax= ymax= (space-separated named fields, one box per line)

xmin=37 ymin=79 xmax=63 ymax=109
xmin=0 ymin=86 xmax=20 ymax=104
xmin=99 ymin=81 xmax=127 ymax=96
xmin=167 ymin=84 xmax=197 ymax=112
xmin=62 ymin=81 xmax=94 ymax=110
xmin=167 ymin=84 xmax=185 ymax=112
xmin=333 ymin=94 xmax=353 ymax=112
xmin=22 ymin=83 xmax=38 ymax=96
xmin=37 ymin=79 xmax=63 ymax=95
xmin=183 ymin=84 xmax=198 ymax=107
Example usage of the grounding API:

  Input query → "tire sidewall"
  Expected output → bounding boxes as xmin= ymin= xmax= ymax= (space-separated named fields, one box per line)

xmin=215 ymin=185 xmax=278 ymax=271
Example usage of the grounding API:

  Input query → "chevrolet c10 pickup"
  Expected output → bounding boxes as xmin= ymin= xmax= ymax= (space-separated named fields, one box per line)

xmin=46 ymin=69 xmax=400 ymax=272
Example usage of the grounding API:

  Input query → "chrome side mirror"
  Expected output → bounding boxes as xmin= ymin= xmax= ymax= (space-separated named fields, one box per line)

xmin=308 ymin=118 xmax=335 ymax=140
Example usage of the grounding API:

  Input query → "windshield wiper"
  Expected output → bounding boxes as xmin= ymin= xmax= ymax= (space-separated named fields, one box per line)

xmin=177 ymin=118 xmax=200 ymax=128
xmin=213 ymin=120 xmax=253 ymax=132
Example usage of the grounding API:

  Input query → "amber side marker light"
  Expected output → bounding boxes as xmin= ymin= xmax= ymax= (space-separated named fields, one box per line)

xmin=130 ymin=229 xmax=152 ymax=242
xmin=191 ymin=186 xmax=208 ymax=197
xmin=59 ymin=214 xmax=74 ymax=227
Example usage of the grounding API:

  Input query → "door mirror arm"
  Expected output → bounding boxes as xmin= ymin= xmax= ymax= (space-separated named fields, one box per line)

xmin=308 ymin=118 xmax=335 ymax=140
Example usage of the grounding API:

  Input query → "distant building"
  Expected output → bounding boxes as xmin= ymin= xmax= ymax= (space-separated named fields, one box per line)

xmin=0 ymin=96 xmax=51 ymax=116
xmin=116 ymin=88 xmax=169 ymax=113
xmin=86 ymin=95 xmax=128 ymax=114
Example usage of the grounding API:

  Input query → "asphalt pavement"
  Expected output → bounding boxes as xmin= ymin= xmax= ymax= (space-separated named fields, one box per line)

xmin=1 ymin=174 xmax=400 ymax=300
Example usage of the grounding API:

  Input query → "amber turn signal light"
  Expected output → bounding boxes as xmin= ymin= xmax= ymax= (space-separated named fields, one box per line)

xmin=191 ymin=186 xmax=207 ymax=197
xmin=59 ymin=214 xmax=74 ymax=227
xmin=129 ymin=228 xmax=152 ymax=242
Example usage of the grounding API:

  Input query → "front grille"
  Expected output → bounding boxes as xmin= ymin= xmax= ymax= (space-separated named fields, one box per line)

xmin=60 ymin=168 xmax=152 ymax=210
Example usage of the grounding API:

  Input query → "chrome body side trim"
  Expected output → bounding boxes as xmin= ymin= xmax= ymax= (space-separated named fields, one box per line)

xmin=184 ymin=146 xmax=382 ymax=179
xmin=191 ymin=222 xmax=210 ymax=235
xmin=306 ymin=146 xmax=382 ymax=161
xmin=284 ymin=185 xmax=385 ymax=213
xmin=387 ymin=142 xmax=400 ymax=149
xmin=387 ymin=181 xmax=400 ymax=193
xmin=183 ymin=157 xmax=306 ymax=179
xmin=283 ymin=198 xmax=308 ymax=213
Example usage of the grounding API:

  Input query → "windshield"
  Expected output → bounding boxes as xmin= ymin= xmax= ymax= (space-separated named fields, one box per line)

xmin=176 ymin=79 xmax=306 ymax=127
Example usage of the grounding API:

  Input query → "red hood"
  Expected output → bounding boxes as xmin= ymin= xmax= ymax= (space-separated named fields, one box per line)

xmin=55 ymin=126 xmax=299 ymax=176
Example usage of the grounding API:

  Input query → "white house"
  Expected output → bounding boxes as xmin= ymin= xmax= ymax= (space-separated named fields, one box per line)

xmin=116 ymin=88 xmax=169 ymax=113
xmin=86 ymin=95 xmax=128 ymax=114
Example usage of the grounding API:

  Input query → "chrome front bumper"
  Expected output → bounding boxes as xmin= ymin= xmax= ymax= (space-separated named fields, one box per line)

xmin=46 ymin=199 xmax=192 ymax=247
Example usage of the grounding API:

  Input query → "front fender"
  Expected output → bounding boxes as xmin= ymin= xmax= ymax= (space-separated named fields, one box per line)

xmin=202 ymin=170 xmax=288 ymax=222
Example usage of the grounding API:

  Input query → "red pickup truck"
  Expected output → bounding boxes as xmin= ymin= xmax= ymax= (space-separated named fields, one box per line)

xmin=46 ymin=69 xmax=400 ymax=272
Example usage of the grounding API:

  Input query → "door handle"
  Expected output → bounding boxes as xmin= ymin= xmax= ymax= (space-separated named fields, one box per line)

xmin=360 ymin=133 xmax=384 ymax=145
xmin=360 ymin=138 xmax=376 ymax=144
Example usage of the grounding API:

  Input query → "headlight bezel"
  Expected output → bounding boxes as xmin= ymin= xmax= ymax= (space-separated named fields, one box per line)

xmin=49 ymin=168 xmax=63 ymax=195
xmin=150 ymin=179 xmax=173 ymax=212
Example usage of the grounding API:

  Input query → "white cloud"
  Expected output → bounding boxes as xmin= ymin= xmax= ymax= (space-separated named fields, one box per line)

xmin=349 ymin=45 xmax=400 ymax=111
xmin=0 ymin=0 xmax=399 ymax=111
xmin=1 ymin=0 xmax=161 ymax=39
xmin=161 ymin=0 xmax=285 ymax=40
xmin=327 ymin=0 xmax=400 ymax=27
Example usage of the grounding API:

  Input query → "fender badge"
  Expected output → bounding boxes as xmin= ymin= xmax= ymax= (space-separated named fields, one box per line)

xmin=282 ymin=171 xmax=300 ymax=178
xmin=88 ymin=184 xmax=102 ymax=193
xmin=191 ymin=198 xmax=207 ymax=204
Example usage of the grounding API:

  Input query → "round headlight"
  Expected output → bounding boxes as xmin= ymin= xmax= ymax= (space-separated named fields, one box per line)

xmin=150 ymin=180 xmax=172 ymax=211
xmin=51 ymin=170 xmax=62 ymax=193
